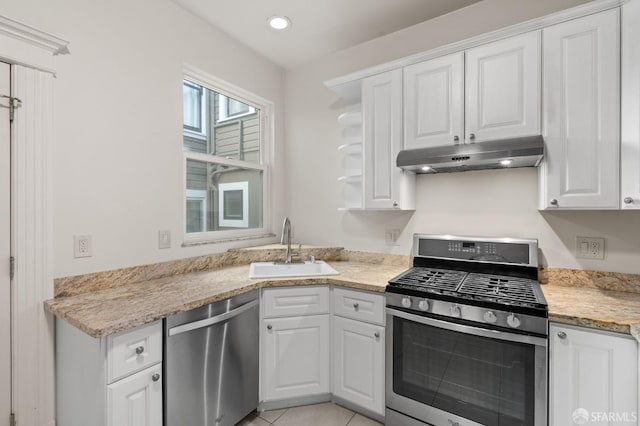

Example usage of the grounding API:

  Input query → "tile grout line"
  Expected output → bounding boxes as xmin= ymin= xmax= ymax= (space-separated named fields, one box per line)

xmin=345 ymin=411 xmax=357 ymax=426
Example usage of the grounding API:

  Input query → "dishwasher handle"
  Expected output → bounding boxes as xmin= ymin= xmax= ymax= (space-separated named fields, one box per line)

xmin=168 ymin=298 xmax=259 ymax=337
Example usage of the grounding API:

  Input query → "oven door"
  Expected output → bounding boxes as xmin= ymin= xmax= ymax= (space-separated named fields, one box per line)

xmin=386 ymin=308 xmax=547 ymax=426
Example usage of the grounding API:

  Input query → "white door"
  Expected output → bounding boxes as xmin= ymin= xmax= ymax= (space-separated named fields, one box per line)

xmin=542 ymin=9 xmax=620 ymax=209
xmin=465 ymin=31 xmax=541 ymax=143
xmin=0 ymin=61 xmax=11 ymax=426
xmin=107 ymin=364 xmax=163 ymax=426
xmin=549 ymin=323 xmax=638 ymax=426
xmin=362 ymin=69 xmax=403 ymax=209
xmin=262 ymin=315 xmax=330 ymax=401
xmin=403 ymin=52 xmax=464 ymax=149
xmin=621 ymin=0 xmax=640 ymax=209
xmin=332 ymin=316 xmax=384 ymax=415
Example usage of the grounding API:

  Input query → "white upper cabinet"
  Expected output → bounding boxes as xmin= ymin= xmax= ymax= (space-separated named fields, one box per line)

xmin=404 ymin=52 xmax=464 ymax=149
xmin=541 ymin=9 xmax=620 ymax=210
xmin=403 ymin=31 xmax=540 ymax=150
xmin=622 ymin=0 xmax=640 ymax=209
xmin=465 ymin=31 xmax=541 ymax=143
xmin=362 ymin=69 xmax=415 ymax=210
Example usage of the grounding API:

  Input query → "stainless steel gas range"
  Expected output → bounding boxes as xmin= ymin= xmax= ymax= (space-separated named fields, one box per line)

xmin=385 ymin=235 xmax=548 ymax=426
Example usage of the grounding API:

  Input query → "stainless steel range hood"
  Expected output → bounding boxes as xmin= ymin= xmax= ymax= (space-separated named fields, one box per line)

xmin=396 ymin=135 xmax=544 ymax=173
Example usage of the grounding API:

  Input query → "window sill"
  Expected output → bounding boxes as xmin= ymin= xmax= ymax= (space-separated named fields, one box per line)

xmin=182 ymin=233 xmax=277 ymax=247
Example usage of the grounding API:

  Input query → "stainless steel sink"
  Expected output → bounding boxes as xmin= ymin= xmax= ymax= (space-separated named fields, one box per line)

xmin=249 ymin=260 xmax=339 ymax=279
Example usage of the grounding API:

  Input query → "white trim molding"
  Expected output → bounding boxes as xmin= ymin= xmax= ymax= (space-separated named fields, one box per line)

xmin=0 ymin=14 xmax=70 ymax=74
xmin=11 ymin=65 xmax=55 ymax=426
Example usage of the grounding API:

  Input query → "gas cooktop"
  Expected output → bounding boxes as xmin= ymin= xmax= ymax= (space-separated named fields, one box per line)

xmin=386 ymin=235 xmax=548 ymax=335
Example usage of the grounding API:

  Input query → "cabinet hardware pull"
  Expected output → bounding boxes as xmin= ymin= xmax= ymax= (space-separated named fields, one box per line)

xmin=624 ymin=197 xmax=634 ymax=205
xmin=453 ymin=135 xmax=460 ymax=142
xmin=353 ymin=303 xmax=359 ymax=310
xmin=557 ymin=331 xmax=567 ymax=339
xmin=152 ymin=373 xmax=160 ymax=382
xmin=550 ymin=199 xmax=558 ymax=206
xmin=135 ymin=346 xmax=144 ymax=355
xmin=374 ymin=332 xmax=380 ymax=338
xmin=468 ymin=133 xmax=476 ymax=141
xmin=267 ymin=324 xmax=272 ymax=330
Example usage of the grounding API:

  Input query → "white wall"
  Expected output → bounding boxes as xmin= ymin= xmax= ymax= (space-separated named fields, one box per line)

xmin=0 ymin=0 xmax=286 ymax=278
xmin=285 ymin=0 xmax=640 ymax=274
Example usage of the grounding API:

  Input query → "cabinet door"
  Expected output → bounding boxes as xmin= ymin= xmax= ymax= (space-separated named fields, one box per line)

xmin=404 ymin=52 xmax=464 ymax=149
xmin=465 ymin=31 xmax=540 ymax=143
xmin=362 ymin=69 xmax=404 ymax=209
xmin=332 ymin=316 xmax=384 ymax=415
xmin=542 ymin=9 xmax=620 ymax=209
xmin=549 ymin=323 xmax=638 ymax=426
xmin=262 ymin=315 xmax=330 ymax=401
xmin=107 ymin=364 xmax=162 ymax=426
xmin=622 ymin=0 xmax=640 ymax=209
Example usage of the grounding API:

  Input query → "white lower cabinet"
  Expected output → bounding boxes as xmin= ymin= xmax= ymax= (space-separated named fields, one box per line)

xmin=549 ymin=323 xmax=638 ymax=426
xmin=262 ymin=314 xmax=331 ymax=401
xmin=56 ymin=320 xmax=163 ymax=426
xmin=107 ymin=364 xmax=163 ymax=426
xmin=332 ymin=316 xmax=384 ymax=415
xmin=261 ymin=286 xmax=331 ymax=404
xmin=260 ymin=285 xmax=385 ymax=420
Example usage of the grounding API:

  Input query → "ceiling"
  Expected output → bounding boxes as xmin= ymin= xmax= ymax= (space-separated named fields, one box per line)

xmin=172 ymin=0 xmax=483 ymax=70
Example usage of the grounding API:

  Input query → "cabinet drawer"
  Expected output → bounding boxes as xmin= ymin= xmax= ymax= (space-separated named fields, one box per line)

xmin=107 ymin=320 xmax=162 ymax=384
xmin=263 ymin=286 xmax=329 ymax=318
xmin=333 ymin=287 xmax=384 ymax=325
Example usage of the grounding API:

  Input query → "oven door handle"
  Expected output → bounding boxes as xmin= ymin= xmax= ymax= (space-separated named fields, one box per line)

xmin=387 ymin=307 xmax=547 ymax=347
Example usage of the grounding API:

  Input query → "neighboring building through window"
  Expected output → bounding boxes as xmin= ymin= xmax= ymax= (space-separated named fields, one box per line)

xmin=182 ymin=67 xmax=271 ymax=243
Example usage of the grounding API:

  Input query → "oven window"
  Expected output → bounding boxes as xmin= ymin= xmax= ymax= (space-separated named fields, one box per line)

xmin=393 ymin=318 xmax=535 ymax=425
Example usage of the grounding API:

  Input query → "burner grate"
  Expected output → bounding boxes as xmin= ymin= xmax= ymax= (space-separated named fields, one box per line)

xmin=392 ymin=268 xmax=467 ymax=291
xmin=458 ymin=273 xmax=540 ymax=305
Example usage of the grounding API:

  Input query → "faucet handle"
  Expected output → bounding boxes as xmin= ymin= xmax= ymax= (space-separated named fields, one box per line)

xmin=310 ymin=255 xmax=316 ymax=263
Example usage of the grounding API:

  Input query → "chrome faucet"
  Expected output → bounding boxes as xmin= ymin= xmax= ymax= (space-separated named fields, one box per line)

xmin=281 ymin=217 xmax=293 ymax=263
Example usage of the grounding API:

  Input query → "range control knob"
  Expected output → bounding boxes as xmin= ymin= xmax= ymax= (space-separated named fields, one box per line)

xmin=483 ymin=311 xmax=497 ymax=323
xmin=450 ymin=304 xmax=461 ymax=318
xmin=507 ymin=313 xmax=521 ymax=328
xmin=418 ymin=300 xmax=429 ymax=311
xmin=401 ymin=297 xmax=412 ymax=308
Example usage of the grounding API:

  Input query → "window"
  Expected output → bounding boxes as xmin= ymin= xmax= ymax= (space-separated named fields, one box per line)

xmin=218 ymin=94 xmax=256 ymax=121
xmin=182 ymin=66 xmax=272 ymax=243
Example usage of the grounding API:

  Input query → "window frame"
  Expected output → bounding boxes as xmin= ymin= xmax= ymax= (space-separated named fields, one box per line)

xmin=182 ymin=65 xmax=273 ymax=245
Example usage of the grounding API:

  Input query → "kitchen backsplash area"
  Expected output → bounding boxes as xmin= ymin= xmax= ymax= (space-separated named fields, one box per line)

xmin=53 ymin=244 xmax=640 ymax=299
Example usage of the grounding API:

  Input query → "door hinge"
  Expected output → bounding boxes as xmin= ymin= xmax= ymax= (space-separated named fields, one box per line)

xmin=0 ymin=94 xmax=22 ymax=122
xmin=10 ymin=412 xmax=15 ymax=426
xmin=10 ymin=256 xmax=14 ymax=280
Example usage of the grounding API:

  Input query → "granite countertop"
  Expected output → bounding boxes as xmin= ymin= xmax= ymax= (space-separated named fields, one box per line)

xmin=542 ymin=284 xmax=640 ymax=341
xmin=45 ymin=261 xmax=407 ymax=338
xmin=45 ymin=251 xmax=640 ymax=342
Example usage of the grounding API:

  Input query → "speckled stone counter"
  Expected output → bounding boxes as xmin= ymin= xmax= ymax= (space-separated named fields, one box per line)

xmin=45 ymin=244 xmax=640 ymax=342
xmin=45 ymin=261 xmax=407 ymax=338
xmin=542 ymin=284 xmax=640 ymax=340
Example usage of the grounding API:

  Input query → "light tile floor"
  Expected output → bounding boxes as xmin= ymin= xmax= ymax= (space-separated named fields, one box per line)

xmin=238 ymin=402 xmax=383 ymax=426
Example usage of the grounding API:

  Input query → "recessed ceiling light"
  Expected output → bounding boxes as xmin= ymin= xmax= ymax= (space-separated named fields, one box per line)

xmin=500 ymin=159 xmax=513 ymax=166
xmin=268 ymin=15 xmax=291 ymax=30
xmin=421 ymin=166 xmax=432 ymax=171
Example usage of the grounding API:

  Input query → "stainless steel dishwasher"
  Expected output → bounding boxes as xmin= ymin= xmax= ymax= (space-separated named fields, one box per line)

xmin=165 ymin=290 xmax=259 ymax=426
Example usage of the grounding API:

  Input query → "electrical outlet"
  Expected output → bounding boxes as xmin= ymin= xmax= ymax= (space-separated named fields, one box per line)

xmin=74 ymin=235 xmax=92 ymax=258
xmin=385 ymin=229 xmax=401 ymax=246
xmin=576 ymin=236 xmax=605 ymax=260
xmin=158 ymin=230 xmax=171 ymax=249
